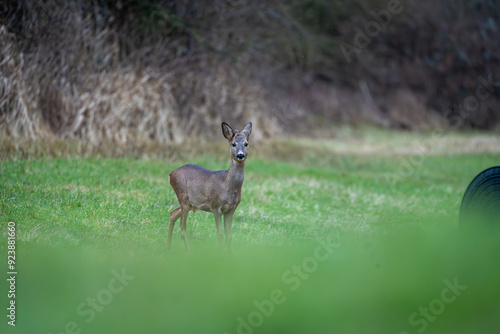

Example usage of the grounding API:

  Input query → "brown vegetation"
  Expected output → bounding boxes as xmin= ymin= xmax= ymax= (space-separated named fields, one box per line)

xmin=0 ymin=0 xmax=499 ymax=147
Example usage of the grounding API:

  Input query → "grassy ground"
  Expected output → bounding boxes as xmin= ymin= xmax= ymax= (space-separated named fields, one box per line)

xmin=1 ymin=130 xmax=500 ymax=333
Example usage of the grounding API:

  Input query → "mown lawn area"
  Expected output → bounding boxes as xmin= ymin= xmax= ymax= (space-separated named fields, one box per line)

xmin=1 ymin=131 xmax=499 ymax=334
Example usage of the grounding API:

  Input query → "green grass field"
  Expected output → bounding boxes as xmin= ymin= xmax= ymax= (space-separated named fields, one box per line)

xmin=1 ymin=130 xmax=500 ymax=334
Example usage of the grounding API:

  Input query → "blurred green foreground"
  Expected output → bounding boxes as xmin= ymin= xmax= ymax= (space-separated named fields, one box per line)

xmin=2 ymin=230 xmax=500 ymax=334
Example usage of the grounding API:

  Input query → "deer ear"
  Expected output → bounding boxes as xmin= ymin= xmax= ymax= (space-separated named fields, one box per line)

xmin=222 ymin=122 xmax=234 ymax=140
xmin=241 ymin=122 xmax=252 ymax=139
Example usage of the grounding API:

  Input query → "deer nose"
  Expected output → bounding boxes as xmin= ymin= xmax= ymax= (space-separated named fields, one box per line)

xmin=236 ymin=153 xmax=245 ymax=160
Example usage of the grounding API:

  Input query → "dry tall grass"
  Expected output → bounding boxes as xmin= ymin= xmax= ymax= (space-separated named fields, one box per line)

xmin=0 ymin=1 xmax=275 ymax=145
xmin=1 ymin=0 xmax=499 ymax=150
xmin=0 ymin=32 xmax=270 ymax=146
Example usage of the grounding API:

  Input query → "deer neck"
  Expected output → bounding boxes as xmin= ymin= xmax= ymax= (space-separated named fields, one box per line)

xmin=226 ymin=159 xmax=245 ymax=190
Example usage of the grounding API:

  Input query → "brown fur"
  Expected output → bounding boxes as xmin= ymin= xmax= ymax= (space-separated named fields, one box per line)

xmin=167 ymin=122 xmax=252 ymax=251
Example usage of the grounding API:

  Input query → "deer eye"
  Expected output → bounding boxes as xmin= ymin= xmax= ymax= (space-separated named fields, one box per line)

xmin=244 ymin=142 xmax=248 ymax=147
xmin=232 ymin=143 xmax=236 ymax=147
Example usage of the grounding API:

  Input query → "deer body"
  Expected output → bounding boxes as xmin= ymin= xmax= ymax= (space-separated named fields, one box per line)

xmin=167 ymin=122 xmax=252 ymax=251
xmin=169 ymin=163 xmax=243 ymax=214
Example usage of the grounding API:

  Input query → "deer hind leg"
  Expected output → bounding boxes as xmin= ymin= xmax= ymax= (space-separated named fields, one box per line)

xmin=167 ymin=206 xmax=182 ymax=250
xmin=179 ymin=207 xmax=190 ymax=251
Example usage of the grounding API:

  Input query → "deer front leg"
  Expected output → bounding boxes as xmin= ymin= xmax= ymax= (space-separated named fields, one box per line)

xmin=214 ymin=211 xmax=223 ymax=247
xmin=224 ymin=210 xmax=235 ymax=251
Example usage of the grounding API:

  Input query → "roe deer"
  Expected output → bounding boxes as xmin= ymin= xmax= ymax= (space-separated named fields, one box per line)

xmin=167 ymin=122 xmax=252 ymax=251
